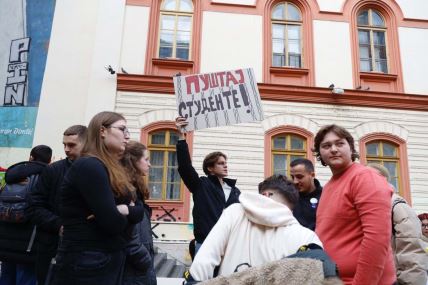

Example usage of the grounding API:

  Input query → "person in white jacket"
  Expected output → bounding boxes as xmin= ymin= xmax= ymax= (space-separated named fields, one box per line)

xmin=188 ymin=175 xmax=323 ymax=281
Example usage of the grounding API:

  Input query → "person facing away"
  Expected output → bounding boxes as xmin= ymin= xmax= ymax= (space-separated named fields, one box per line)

xmin=175 ymin=116 xmax=240 ymax=254
xmin=27 ymin=125 xmax=87 ymax=285
xmin=314 ymin=124 xmax=396 ymax=285
xmin=51 ymin=111 xmax=144 ymax=285
xmin=289 ymin=158 xmax=323 ymax=231
xmin=418 ymin=213 xmax=428 ymax=253
xmin=120 ymin=141 xmax=157 ymax=285
xmin=187 ymin=175 xmax=322 ymax=282
xmin=0 ymin=144 xmax=52 ymax=285
xmin=367 ymin=163 xmax=428 ymax=285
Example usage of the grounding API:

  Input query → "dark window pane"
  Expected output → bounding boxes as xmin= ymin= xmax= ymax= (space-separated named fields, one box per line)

xmin=176 ymin=48 xmax=189 ymax=60
xmin=358 ymin=30 xmax=370 ymax=44
xmin=372 ymin=10 xmax=385 ymax=27
xmin=273 ymin=137 xmax=286 ymax=149
xmin=383 ymin=143 xmax=396 ymax=157
xmin=151 ymin=132 xmax=166 ymax=145
xmin=373 ymin=31 xmax=385 ymax=45
xmin=290 ymin=136 xmax=304 ymax=150
xmin=169 ymin=132 xmax=179 ymax=145
xmin=159 ymin=47 xmax=172 ymax=58
xmin=273 ymin=154 xmax=287 ymax=174
xmin=150 ymin=151 xmax=164 ymax=166
xmin=166 ymin=183 xmax=181 ymax=200
xmin=149 ymin=182 xmax=163 ymax=199
xmin=366 ymin=143 xmax=379 ymax=156
xmin=149 ymin=167 xmax=163 ymax=182
xmin=358 ymin=10 xmax=369 ymax=25
xmin=168 ymin=152 xmax=178 ymax=167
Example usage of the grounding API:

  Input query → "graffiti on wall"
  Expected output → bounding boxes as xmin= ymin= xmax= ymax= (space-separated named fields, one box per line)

xmin=4 ymin=38 xmax=30 ymax=106
xmin=0 ymin=0 xmax=55 ymax=148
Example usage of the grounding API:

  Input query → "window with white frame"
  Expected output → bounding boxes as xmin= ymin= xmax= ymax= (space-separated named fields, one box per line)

xmin=271 ymin=2 xmax=303 ymax=68
xmin=158 ymin=0 xmax=193 ymax=60
xmin=357 ymin=9 xmax=388 ymax=73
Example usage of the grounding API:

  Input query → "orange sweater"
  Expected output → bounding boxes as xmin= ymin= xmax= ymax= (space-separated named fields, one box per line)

xmin=316 ymin=163 xmax=396 ymax=285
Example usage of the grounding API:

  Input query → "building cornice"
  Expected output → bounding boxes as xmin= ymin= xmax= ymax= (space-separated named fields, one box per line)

xmin=117 ymin=74 xmax=428 ymax=112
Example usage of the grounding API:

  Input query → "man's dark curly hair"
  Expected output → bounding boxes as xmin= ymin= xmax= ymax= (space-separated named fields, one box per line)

xmin=258 ymin=175 xmax=298 ymax=206
xmin=313 ymin=124 xmax=359 ymax=166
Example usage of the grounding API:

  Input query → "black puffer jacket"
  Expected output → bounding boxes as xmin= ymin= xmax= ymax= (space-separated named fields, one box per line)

xmin=176 ymin=140 xmax=240 ymax=243
xmin=0 ymin=161 xmax=47 ymax=263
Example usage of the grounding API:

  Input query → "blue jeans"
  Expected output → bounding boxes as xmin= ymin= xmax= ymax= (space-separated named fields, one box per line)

xmin=0 ymin=262 xmax=37 ymax=285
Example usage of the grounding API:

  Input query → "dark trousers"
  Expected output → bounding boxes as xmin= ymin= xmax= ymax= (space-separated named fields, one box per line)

xmin=50 ymin=249 xmax=126 ymax=285
xmin=0 ymin=262 xmax=36 ymax=285
xmin=35 ymin=242 xmax=57 ymax=285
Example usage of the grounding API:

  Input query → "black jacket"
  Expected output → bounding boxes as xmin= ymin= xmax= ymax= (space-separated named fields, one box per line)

xmin=27 ymin=158 xmax=72 ymax=242
xmin=59 ymin=157 xmax=143 ymax=251
xmin=176 ymin=140 xmax=240 ymax=243
xmin=292 ymin=179 xmax=322 ymax=231
xmin=0 ymin=160 xmax=47 ymax=263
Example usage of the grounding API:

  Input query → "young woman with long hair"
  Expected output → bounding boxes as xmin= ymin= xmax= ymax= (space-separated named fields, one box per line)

xmin=52 ymin=111 xmax=144 ymax=285
xmin=121 ymin=141 xmax=157 ymax=285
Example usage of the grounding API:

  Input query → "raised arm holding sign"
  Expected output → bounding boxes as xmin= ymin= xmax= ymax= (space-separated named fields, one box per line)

xmin=174 ymin=116 xmax=240 ymax=259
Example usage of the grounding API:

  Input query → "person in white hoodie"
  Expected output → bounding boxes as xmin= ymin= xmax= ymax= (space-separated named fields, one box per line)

xmin=187 ymin=175 xmax=323 ymax=282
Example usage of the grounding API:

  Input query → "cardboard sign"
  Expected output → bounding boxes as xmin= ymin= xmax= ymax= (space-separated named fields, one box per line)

xmin=173 ymin=68 xmax=264 ymax=132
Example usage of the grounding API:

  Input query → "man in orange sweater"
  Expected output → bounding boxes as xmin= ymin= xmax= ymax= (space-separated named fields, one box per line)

xmin=314 ymin=124 xmax=396 ymax=285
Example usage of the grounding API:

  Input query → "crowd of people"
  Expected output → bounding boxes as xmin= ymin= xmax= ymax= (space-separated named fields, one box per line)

xmin=0 ymin=112 xmax=427 ymax=285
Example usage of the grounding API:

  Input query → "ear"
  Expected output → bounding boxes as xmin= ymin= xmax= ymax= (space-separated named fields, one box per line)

xmin=310 ymin=171 xmax=315 ymax=178
xmin=100 ymin=126 xmax=107 ymax=139
xmin=207 ymin=166 xmax=213 ymax=175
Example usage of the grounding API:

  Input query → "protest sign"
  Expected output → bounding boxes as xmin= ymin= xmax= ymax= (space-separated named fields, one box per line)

xmin=173 ymin=68 xmax=264 ymax=132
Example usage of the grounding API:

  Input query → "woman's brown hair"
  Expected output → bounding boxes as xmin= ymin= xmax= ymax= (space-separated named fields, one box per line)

xmin=121 ymin=141 xmax=150 ymax=201
xmin=81 ymin=111 xmax=133 ymax=197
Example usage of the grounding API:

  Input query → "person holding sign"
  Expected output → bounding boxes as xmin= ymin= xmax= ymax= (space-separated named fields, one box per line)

xmin=175 ymin=116 xmax=240 ymax=258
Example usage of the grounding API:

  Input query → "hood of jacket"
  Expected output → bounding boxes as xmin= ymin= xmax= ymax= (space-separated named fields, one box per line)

xmin=239 ymin=192 xmax=298 ymax=227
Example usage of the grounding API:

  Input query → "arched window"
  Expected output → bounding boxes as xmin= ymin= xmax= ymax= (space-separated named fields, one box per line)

xmin=158 ymin=0 xmax=193 ymax=60
xmin=147 ymin=129 xmax=181 ymax=200
xmin=271 ymin=133 xmax=306 ymax=176
xmin=265 ymin=126 xmax=314 ymax=177
xmin=359 ymin=133 xmax=411 ymax=203
xmin=366 ymin=140 xmax=399 ymax=191
xmin=271 ymin=2 xmax=302 ymax=68
xmin=357 ymin=8 xmax=388 ymax=73
xmin=140 ymin=121 xmax=193 ymax=222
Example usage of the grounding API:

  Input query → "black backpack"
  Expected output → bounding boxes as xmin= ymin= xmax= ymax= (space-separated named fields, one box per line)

xmin=0 ymin=174 xmax=39 ymax=224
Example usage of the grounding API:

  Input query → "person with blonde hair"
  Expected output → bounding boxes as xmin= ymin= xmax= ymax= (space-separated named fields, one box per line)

xmin=51 ymin=111 xmax=144 ymax=285
xmin=121 ymin=141 xmax=157 ymax=285
xmin=367 ymin=163 xmax=428 ymax=285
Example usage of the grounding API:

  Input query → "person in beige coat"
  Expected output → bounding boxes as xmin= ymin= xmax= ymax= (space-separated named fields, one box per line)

xmin=368 ymin=164 xmax=428 ymax=285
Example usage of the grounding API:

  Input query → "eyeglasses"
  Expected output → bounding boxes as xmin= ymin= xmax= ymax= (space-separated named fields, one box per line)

xmin=107 ymin=126 xmax=130 ymax=136
xmin=422 ymin=224 xmax=428 ymax=229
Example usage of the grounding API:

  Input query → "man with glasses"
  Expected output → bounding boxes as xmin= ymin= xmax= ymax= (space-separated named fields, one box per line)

xmin=175 ymin=116 xmax=240 ymax=259
xmin=28 ymin=125 xmax=87 ymax=285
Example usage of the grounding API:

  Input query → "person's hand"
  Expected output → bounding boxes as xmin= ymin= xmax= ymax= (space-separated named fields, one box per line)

xmin=175 ymin=116 xmax=188 ymax=139
xmin=59 ymin=225 xmax=64 ymax=236
xmin=117 ymin=204 xmax=129 ymax=215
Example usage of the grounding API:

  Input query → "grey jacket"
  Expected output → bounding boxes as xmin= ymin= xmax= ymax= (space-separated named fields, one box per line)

xmin=391 ymin=194 xmax=428 ymax=285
